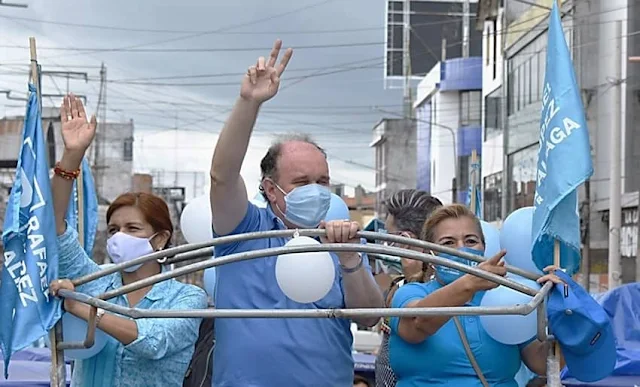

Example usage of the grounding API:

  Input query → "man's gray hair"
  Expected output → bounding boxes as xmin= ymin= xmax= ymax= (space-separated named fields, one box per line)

xmin=259 ymin=133 xmax=326 ymax=181
xmin=383 ymin=189 xmax=443 ymax=236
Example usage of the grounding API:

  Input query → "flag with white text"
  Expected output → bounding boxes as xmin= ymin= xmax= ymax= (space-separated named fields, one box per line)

xmin=0 ymin=84 xmax=61 ymax=378
xmin=531 ymin=1 xmax=593 ymax=275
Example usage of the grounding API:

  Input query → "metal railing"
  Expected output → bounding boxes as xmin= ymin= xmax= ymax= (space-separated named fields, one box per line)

xmin=51 ymin=230 xmax=562 ymax=386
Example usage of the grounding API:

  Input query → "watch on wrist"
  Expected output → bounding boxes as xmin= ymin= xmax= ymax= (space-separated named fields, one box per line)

xmin=340 ymin=255 xmax=364 ymax=273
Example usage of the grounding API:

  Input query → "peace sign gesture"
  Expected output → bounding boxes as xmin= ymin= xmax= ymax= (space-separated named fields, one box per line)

xmin=240 ymin=39 xmax=293 ymax=104
xmin=59 ymin=94 xmax=97 ymax=154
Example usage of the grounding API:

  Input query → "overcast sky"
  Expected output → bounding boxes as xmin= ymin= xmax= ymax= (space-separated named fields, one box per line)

xmin=0 ymin=0 xmax=406 ymax=198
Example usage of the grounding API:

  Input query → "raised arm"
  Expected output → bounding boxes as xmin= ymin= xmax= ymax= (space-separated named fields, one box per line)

xmin=210 ymin=39 xmax=292 ymax=235
xmin=52 ymin=94 xmax=96 ymax=235
xmin=395 ymin=251 xmax=507 ymax=343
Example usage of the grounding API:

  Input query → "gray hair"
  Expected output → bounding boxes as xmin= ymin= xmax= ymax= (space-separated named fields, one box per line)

xmin=259 ymin=133 xmax=326 ymax=197
xmin=384 ymin=189 xmax=443 ymax=236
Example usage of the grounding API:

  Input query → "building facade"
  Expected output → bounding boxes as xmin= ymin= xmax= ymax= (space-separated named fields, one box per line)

xmin=414 ymin=57 xmax=483 ymax=205
xmin=477 ymin=0 xmax=640 ymax=290
xmin=370 ymin=118 xmax=417 ymax=216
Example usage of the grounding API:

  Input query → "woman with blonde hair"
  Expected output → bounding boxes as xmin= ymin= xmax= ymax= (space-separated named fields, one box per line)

xmin=388 ymin=204 xmax=562 ymax=386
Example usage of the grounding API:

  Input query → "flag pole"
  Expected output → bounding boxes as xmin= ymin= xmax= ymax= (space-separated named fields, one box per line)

xmin=546 ymin=3 xmax=565 ymax=385
xmin=30 ymin=36 xmax=67 ymax=387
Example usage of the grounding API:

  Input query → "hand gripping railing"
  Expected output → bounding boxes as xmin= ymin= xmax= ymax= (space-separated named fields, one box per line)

xmin=52 ymin=230 xmax=561 ymax=386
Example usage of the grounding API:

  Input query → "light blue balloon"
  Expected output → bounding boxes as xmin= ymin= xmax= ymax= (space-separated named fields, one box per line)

xmin=499 ymin=207 xmax=543 ymax=275
xmin=480 ymin=221 xmax=501 ymax=258
xmin=324 ymin=193 xmax=350 ymax=222
xmin=479 ymin=275 xmax=541 ymax=345
xmin=45 ymin=312 xmax=108 ymax=360
xmin=203 ymin=267 xmax=216 ymax=298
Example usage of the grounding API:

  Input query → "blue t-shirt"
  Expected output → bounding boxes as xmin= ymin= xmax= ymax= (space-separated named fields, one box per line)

xmin=212 ymin=202 xmax=367 ymax=387
xmin=389 ymin=281 xmax=530 ymax=387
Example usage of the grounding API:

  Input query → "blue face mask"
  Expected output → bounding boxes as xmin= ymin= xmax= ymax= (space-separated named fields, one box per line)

xmin=434 ymin=246 xmax=484 ymax=285
xmin=275 ymin=183 xmax=331 ymax=228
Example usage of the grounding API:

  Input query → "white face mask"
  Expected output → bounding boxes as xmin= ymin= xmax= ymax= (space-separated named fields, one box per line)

xmin=107 ymin=232 xmax=157 ymax=272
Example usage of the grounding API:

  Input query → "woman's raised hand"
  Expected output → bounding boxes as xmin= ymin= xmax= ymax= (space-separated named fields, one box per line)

xmin=60 ymin=94 xmax=97 ymax=155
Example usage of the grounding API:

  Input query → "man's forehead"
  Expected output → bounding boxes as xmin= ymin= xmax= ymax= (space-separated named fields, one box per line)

xmin=277 ymin=143 xmax=329 ymax=179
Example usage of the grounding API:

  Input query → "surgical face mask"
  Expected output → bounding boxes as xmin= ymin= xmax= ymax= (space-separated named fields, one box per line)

xmin=274 ymin=183 xmax=331 ymax=228
xmin=434 ymin=246 xmax=483 ymax=285
xmin=107 ymin=232 xmax=157 ymax=272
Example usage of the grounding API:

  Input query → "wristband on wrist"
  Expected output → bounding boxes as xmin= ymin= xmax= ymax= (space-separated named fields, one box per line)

xmin=54 ymin=162 xmax=81 ymax=180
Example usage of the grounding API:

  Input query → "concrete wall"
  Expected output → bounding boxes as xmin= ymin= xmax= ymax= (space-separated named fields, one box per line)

xmin=371 ymin=119 xmax=417 ymax=216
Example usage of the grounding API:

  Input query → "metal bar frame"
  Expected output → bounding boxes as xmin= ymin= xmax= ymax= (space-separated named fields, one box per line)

xmin=53 ymin=230 xmax=559 ymax=384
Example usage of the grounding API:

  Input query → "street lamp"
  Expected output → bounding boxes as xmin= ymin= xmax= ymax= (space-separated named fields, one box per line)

xmin=630 ymin=57 xmax=640 ymax=63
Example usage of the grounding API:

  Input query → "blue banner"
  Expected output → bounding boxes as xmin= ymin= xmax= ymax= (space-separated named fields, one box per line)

xmin=531 ymin=1 xmax=593 ymax=275
xmin=65 ymin=158 xmax=99 ymax=255
xmin=0 ymin=85 xmax=62 ymax=378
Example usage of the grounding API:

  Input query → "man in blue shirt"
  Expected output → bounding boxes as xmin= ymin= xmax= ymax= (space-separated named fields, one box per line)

xmin=209 ymin=39 xmax=385 ymax=387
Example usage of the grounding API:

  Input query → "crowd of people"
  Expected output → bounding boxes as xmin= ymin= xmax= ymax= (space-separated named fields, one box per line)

xmin=47 ymin=39 xmax=565 ymax=386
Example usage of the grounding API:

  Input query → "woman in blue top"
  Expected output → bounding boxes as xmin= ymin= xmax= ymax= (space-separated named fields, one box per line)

xmin=49 ymin=94 xmax=208 ymax=387
xmin=389 ymin=204 xmax=562 ymax=386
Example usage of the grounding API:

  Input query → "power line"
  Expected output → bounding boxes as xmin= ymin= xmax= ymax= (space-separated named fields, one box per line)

xmin=0 ymin=41 xmax=384 ymax=53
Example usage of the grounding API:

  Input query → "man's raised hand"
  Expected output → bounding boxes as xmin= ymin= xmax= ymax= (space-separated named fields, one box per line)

xmin=240 ymin=39 xmax=293 ymax=104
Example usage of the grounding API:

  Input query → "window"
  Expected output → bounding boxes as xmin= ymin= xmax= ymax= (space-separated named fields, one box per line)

xmin=460 ymin=91 xmax=482 ymax=126
xmin=485 ymin=25 xmax=490 ymax=66
xmin=492 ymin=20 xmax=498 ymax=80
xmin=123 ymin=137 xmax=133 ymax=162
xmin=484 ymin=87 xmax=502 ymax=140
xmin=531 ymin=54 xmax=539 ymax=103
xmin=538 ymin=50 xmax=546 ymax=92
xmin=483 ymin=172 xmax=502 ymax=222
xmin=511 ymin=68 xmax=520 ymax=114
xmin=508 ymin=145 xmax=538 ymax=211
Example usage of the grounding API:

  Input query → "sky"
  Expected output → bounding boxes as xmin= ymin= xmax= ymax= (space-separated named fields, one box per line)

xmin=0 ymin=0 xmax=406 ymax=199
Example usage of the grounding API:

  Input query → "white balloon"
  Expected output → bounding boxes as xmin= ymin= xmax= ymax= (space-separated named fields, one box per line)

xmin=275 ymin=236 xmax=335 ymax=304
xmin=180 ymin=195 xmax=213 ymax=244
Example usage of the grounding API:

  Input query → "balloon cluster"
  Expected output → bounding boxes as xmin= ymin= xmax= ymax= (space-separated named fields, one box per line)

xmin=478 ymin=207 xmax=543 ymax=345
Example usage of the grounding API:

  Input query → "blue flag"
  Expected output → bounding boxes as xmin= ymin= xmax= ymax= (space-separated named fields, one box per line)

xmin=531 ymin=1 xmax=593 ymax=275
xmin=65 ymin=158 xmax=99 ymax=255
xmin=0 ymin=85 xmax=62 ymax=378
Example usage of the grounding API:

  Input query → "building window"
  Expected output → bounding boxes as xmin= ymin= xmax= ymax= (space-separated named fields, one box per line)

xmin=123 ymin=137 xmax=133 ymax=162
xmin=508 ymin=144 xmax=538 ymax=211
xmin=492 ymin=19 xmax=498 ymax=80
xmin=483 ymin=172 xmax=502 ymax=222
xmin=484 ymin=87 xmax=502 ymax=140
xmin=485 ymin=24 xmax=491 ymax=66
xmin=460 ymin=91 xmax=482 ymax=126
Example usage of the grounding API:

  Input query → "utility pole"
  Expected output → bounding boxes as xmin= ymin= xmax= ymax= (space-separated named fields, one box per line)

xmin=462 ymin=0 xmax=470 ymax=58
xmin=93 ymin=63 xmax=107 ymax=199
xmin=608 ymin=20 xmax=623 ymax=289
xmin=402 ymin=0 xmax=413 ymax=119
xmin=500 ymin=0 xmax=510 ymax=221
